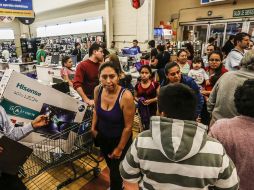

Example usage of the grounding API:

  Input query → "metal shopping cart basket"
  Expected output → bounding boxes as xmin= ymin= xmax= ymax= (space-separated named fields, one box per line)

xmin=19 ymin=106 xmax=100 ymax=190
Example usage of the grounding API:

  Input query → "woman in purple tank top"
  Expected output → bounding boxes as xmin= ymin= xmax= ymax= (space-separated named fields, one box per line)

xmin=91 ymin=62 xmax=135 ymax=190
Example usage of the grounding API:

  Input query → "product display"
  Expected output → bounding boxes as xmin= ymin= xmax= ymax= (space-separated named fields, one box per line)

xmin=40 ymin=32 xmax=105 ymax=60
xmin=0 ymin=40 xmax=17 ymax=59
xmin=20 ymin=38 xmax=41 ymax=62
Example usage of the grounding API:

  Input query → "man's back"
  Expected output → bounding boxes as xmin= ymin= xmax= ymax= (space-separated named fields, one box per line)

xmin=210 ymin=116 xmax=254 ymax=190
xmin=207 ymin=68 xmax=254 ymax=124
xmin=120 ymin=116 xmax=238 ymax=190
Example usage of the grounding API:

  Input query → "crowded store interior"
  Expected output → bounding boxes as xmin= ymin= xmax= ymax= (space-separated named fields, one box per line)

xmin=0 ymin=0 xmax=254 ymax=190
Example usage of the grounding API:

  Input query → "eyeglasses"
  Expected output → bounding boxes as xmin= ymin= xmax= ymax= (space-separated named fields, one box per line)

xmin=209 ymin=58 xmax=221 ymax=62
xmin=101 ymin=74 xmax=116 ymax=80
xmin=169 ymin=70 xmax=181 ymax=77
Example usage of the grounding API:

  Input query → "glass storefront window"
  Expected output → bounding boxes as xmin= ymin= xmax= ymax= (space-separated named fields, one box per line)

xmin=182 ymin=25 xmax=207 ymax=43
xmin=194 ymin=25 xmax=208 ymax=43
xmin=194 ymin=25 xmax=207 ymax=43
xmin=225 ymin=23 xmax=243 ymax=41
xmin=210 ymin=24 xmax=225 ymax=48
xmin=248 ymin=22 xmax=254 ymax=41
xmin=182 ymin=26 xmax=194 ymax=41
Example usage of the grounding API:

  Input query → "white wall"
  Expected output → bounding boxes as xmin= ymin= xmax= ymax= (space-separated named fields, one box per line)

xmin=30 ymin=0 xmax=106 ymax=37
xmin=112 ymin=0 xmax=152 ymax=51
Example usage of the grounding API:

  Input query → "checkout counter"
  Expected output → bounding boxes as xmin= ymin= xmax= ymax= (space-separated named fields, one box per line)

xmin=8 ymin=61 xmax=37 ymax=74
xmin=0 ymin=61 xmax=9 ymax=70
xmin=36 ymin=64 xmax=62 ymax=85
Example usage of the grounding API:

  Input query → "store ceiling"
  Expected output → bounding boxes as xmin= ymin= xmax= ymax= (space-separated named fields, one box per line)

xmin=33 ymin=0 xmax=93 ymax=14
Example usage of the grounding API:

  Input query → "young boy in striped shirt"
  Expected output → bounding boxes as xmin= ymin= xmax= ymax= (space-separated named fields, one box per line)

xmin=120 ymin=83 xmax=239 ymax=190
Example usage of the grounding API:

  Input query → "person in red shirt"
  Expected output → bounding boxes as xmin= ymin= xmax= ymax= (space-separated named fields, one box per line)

xmin=73 ymin=43 xmax=104 ymax=106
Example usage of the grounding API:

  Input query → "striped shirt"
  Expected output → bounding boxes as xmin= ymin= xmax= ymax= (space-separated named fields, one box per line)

xmin=120 ymin=116 xmax=239 ymax=190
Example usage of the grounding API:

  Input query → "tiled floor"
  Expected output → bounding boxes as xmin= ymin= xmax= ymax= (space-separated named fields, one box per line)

xmin=23 ymin=114 xmax=141 ymax=190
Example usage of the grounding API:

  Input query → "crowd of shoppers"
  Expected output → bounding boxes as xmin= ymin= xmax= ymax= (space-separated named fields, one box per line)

xmin=1 ymin=31 xmax=253 ymax=190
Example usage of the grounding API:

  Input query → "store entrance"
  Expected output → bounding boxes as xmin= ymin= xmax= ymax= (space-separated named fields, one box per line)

xmin=181 ymin=20 xmax=249 ymax=55
xmin=210 ymin=24 xmax=225 ymax=48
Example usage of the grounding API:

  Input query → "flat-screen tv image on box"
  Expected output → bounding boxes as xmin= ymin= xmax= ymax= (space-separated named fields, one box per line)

xmin=36 ymin=103 xmax=77 ymax=139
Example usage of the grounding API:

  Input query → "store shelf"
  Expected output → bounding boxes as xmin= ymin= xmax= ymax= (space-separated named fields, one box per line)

xmin=0 ymin=40 xmax=17 ymax=58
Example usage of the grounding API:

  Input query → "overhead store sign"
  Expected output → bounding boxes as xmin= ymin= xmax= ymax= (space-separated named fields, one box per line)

xmin=233 ymin=8 xmax=254 ymax=17
xmin=0 ymin=0 xmax=34 ymax=18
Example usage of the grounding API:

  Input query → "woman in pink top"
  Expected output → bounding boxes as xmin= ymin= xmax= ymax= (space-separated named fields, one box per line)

xmin=60 ymin=56 xmax=75 ymax=86
xmin=209 ymin=79 xmax=254 ymax=190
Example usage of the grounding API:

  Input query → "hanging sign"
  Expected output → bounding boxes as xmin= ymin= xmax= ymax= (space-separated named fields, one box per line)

xmin=233 ymin=8 xmax=254 ymax=17
xmin=0 ymin=0 xmax=34 ymax=18
xmin=130 ymin=0 xmax=145 ymax=9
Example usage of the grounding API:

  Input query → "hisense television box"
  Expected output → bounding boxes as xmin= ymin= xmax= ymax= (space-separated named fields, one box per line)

xmin=0 ymin=69 xmax=87 ymax=154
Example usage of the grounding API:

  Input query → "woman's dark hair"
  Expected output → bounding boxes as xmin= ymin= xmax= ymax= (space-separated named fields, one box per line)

xmin=185 ymin=43 xmax=194 ymax=60
xmin=234 ymin=79 xmax=254 ymax=118
xmin=61 ymin=56 xmax=71 ymax=67
xmin=107 ymin=54 xmax=122 ymax=73
xmin=208 ymin=37 xmax=215 ymax=44
xmin=208 ymin=50 xmax=224 ymax=86
xmin=164 ymin=62 xmax=180 ymax=75
xmin=177 ymin=49 xmax=188 ymax=57
xmin=140 ymin=64 xmax=152 ymax=75
xmin=75 ymin=42 xmax=80 ymax=48
xmin=99 ymin=61 xmax=120 ymax=76
xmin=100 ymin=42 xmax=107 ymax=49
xmin=148 ymin=40 xmax=155 ymax=48
xmin=158 ymin=83 xmax=197 ymax=120
xmin=192 ymin=56 xmax=205 ymax=68
xmin=157 ymin=44 xmax=165 ymax=52
xmin=208 ymin=50 xmax=223 ymax=61
xmin=228 ymin=35 xmax=235 ymax=41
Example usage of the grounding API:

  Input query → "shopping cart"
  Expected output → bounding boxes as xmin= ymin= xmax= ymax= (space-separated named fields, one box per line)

xmin=19 ymin=106 xmax=100 ymax=190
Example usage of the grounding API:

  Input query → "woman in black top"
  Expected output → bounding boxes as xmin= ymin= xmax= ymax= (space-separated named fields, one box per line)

xmin=150 ymin=44 xmax=170 ymax=84
xmin=72 ymin=42 xmax=81 ymax=62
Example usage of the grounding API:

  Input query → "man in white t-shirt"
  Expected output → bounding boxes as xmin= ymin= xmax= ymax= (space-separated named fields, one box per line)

xmin=225 ymin=32 xmax=250 ymax=71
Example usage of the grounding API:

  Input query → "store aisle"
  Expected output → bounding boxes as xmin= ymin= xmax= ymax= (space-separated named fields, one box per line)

xmin=81 ymin=168 xmax=109 ymax=190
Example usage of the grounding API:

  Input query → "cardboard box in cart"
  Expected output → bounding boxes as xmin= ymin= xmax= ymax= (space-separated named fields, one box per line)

xmin=0 ymin=69 xmax=87 ymax=156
